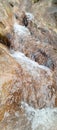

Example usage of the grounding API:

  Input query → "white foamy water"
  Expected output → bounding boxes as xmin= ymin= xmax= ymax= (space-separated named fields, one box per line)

xmin=26 ymin=12 xmax=34 ymax=21
xmin=21 ymin=102 xmax=57 ymax=130
xmin=11 ymin=51 xmax=52 ymax=76
xmin=13 ymin=23 xmax=30 ymax=36
xmin=0 ymin=51 xmax=57 ymax=130
xmin=0 ymin=103 xmax=57 ymax=130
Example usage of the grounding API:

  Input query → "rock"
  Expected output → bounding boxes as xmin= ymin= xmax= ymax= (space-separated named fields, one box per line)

xmin=0 ymin=0 xmax=57 ymax=50
xmin=0 ymin=0 xmax=57 ymax=129
xmin=0 ymin=0 xmax=13 ymax=34
xmin=0 ymin=44 xmax=56 ymax=121
xmin=19 ymin=0 xmax=32 ymax=12
xmin=0 ymin=110 xmax=32 ymax=130
xmin=32 ymin=0 xmax=57 ymax=30
xmin=12 ymin=24 xmax=57 ymax=70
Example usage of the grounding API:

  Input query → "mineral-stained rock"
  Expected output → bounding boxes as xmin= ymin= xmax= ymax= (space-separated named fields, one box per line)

xmin=0 ymin=44 xmax=56 ymax=121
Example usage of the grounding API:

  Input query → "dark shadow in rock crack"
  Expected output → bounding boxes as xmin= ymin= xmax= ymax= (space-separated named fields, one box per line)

xmin=0 ymin=33 xmax=12 ymax=48
xmin=32 ymin=49 xmax=55 ymax=70
xmin=22 ymin=15 xmax=28 ymax=27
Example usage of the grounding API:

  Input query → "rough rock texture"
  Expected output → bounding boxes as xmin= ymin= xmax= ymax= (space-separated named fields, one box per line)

xmin=0 ymin=44 xmax=56 ymax=121
xmin=0 ymin=0 xmax=57 ymax=129
xmin=32 ymin=0 xmax=57 ymax=30
xmin=0 ymin=102 xmax=57 ymax=130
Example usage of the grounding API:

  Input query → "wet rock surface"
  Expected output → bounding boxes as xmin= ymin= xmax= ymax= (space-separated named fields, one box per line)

xmin=0 ymin=44 xmax=56 ymax=118
xmin=0 ymin=0 xmax=57 ymax=130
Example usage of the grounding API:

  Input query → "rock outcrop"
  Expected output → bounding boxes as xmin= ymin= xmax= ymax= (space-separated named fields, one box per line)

xmin=0 ymin=44 xmax=56 ymax=121
xmin=0 ymin=0 xmax=57 ymax=129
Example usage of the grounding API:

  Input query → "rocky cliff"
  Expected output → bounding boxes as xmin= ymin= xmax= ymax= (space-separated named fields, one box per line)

xmin=0 ymin=0 xmax=57 ymax=130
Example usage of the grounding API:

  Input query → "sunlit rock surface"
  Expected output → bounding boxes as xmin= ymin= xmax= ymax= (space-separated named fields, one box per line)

xmin=32 ymin=0 xmax=57 ymax=30
xmin=0 ymin=44 xmax=56 ymax=120
xmin=0 ymin=0 xmax=57 ymax=130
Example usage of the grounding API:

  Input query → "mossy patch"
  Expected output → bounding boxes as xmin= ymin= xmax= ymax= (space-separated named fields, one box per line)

xmin=32 ymin=0 xmax=39 ymax=3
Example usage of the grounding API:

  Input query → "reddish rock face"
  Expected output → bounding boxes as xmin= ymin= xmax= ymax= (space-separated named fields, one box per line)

xmin=0 ymin=44 xmax=56 ymax=121
xmin=0 ymin=0 xmax=57 ymax=129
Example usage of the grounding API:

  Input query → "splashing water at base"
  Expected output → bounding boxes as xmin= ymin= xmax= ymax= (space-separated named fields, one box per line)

xmin=13 ymin=23 xmax=30 ymax=36
xmin=0 ymin=102 xmax=57 ymax=130
xmin=21 ymin=102 xmax=57 ymax=130
xmin=0 ymin=50 xmax=55 ymax=130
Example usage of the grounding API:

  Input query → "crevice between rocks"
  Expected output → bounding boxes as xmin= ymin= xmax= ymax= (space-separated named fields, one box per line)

xmin=0 ymin=33 xmax=12 ymax=48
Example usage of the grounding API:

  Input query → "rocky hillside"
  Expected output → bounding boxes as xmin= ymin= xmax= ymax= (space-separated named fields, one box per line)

xmin=0 ymin=0 xmax=57 ymax=130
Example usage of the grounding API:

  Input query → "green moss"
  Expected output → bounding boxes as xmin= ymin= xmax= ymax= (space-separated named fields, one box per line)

xmin=52 ymin=0 xmax=57 ymax=5
xmin=32 ymin=0 xmax=39 ymax=3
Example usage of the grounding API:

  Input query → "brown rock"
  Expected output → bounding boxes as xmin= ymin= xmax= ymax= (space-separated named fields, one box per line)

xmin=0 ymin=0 xmax=57 ymax=129
xmin=0 ymin=44 xmax=56 ymax=121
xmin=32 ymin=0 xmax=57 ymax=30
